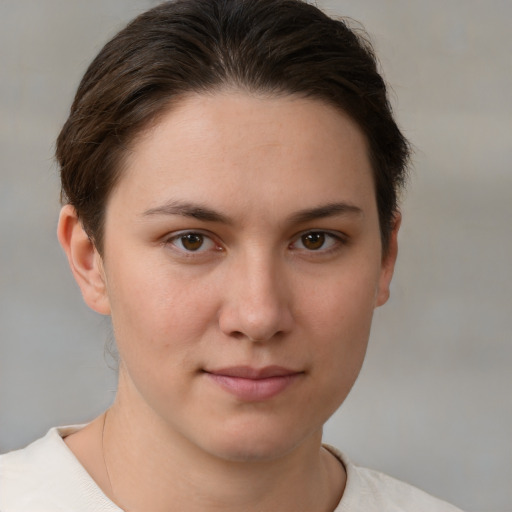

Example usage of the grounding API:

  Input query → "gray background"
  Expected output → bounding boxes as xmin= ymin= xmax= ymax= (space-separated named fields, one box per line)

xmin=1 ymin=1 xmax=510 ymax=510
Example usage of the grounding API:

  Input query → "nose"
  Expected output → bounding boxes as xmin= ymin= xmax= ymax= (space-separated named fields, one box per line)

xmin=218 ymin=251 xmax=294 ymax=342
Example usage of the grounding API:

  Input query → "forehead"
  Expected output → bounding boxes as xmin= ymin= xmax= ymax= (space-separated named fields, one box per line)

xmin=112 ymin=91 xmax=376 ymax=222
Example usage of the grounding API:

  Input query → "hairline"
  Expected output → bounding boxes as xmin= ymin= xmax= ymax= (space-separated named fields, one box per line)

xmin=90 ymin=85 xmax=390 ymax=257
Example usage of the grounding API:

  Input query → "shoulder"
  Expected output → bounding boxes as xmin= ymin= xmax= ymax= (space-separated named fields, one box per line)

xmin=0 ymin=426 xmax=120 ymax=512
xmin=324 ymin=445 xmax=465 ymax=512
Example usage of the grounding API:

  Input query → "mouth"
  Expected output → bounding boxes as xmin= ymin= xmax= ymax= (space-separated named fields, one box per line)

xmin=202 ymin=366 xmax=304 ymax=401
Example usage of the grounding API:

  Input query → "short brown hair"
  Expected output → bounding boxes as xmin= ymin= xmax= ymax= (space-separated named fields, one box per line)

xmin=57 ymin=0 xmax=410 ymax=255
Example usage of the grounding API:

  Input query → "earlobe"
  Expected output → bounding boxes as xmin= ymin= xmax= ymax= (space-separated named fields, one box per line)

xmin=375 ymin=213 xmax=401 ymax=308
xmin=57 ymin=205 xmax=111 ymax=315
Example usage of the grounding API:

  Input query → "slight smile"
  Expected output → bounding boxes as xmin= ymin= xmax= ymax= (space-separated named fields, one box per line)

xmin=203 ymin=366 xmax=304 ymax=402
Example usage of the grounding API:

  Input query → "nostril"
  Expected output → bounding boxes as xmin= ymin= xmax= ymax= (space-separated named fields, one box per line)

xmin=218 ymin=274 xmax=294 ymax=342
xmin=228 ymin=330 xmax=272 ymax=342
xmin=248 ymin=330 xmax=287 ymax=343
xmin=227 ymin=329 xmax=287 ymax=343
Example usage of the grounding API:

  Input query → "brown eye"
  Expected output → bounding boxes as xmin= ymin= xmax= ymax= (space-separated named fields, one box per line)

xmin=167 ymin=231 xmax=218 ymax=255
xmin=180 ymin=233 xmax=204 ymax=251
xmin=301 ymin=232 xmax=325 ymax=250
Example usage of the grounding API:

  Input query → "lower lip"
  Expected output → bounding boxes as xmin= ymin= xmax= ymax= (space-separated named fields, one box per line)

xmin=205 ymin=373 xmax=302 ymax=401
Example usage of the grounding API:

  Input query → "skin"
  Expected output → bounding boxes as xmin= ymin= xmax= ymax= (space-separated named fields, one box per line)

xmin=58 ymin=91 xmax=399 ymax=512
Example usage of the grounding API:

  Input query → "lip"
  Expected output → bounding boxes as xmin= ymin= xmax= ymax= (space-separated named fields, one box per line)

xmin=203 ymin=366 xmax=303 ymax=401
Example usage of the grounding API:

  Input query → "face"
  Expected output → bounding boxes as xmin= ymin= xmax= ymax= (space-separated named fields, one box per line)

xmin=88 ymin=92 xmax=397 ymax=461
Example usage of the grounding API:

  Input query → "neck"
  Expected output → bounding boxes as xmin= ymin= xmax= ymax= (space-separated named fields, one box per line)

xmin=72 ymin=371 xmax=345 ymax=512
xmin=104 ymin=406 xmax=343 ymax=512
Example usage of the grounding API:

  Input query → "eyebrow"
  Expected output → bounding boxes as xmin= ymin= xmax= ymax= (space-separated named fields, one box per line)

xmin=288 ymin=202 xmax=363 ymax=224
xmin=143 ymin=200 xmax=232 ymax=224
xmin=142 ymin=200 xmax=362 ymax=225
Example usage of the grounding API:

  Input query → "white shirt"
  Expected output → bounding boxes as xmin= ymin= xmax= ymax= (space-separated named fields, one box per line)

xmin=0 ymin=426 xmax=463 ymax=511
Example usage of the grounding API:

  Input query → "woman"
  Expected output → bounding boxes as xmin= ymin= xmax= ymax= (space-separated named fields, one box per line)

xmin=0 ymin=0 xmax=463 ymax=510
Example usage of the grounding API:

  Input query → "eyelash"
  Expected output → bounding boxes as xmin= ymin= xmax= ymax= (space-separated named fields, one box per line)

xmin=289 ymin=230 xmax=347 ymax=255
xmin=163 ymin=229 xmax=347 ymax=257
xmin=164 ymin=231 xmax=221 ymax=255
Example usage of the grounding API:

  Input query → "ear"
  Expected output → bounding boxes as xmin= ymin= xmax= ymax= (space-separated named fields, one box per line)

xmin=57 ymin=205 xmax=111 ymax=315
xmin=375 ymin=212 xmax=401 ymax=307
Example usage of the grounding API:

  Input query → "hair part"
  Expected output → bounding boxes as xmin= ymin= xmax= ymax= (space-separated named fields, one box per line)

xmin=57 ymin=0 xmax=410 ymax=255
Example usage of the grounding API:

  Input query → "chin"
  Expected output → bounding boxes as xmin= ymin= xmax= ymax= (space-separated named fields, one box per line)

xmin=195 ymin=416 xmax=321 ymax=463
xmin=208 ymin=439 xmax=296 ymax=463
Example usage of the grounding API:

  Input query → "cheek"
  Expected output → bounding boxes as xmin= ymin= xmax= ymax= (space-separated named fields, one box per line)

xmin=105 ymin=256 xmax=219 ymax=368
xmin=303 ymin=260 xmax=380 ymax=335
xmin=301 ymin=264 xmax=380 ymax=389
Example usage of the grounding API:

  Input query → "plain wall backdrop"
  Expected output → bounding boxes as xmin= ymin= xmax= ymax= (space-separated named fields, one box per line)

xmin=1 ymin=1 xmax=511 ymax=511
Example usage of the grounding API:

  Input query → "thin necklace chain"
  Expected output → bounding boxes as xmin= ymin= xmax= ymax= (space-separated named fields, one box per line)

xmin=100 ymin=411 xmax=335 ymax=511
xmin=101 ymin=410 xmax=129 ymax=511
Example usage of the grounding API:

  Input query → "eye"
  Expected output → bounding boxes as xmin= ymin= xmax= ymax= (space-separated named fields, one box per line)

xmin=167 ymin=232 xmax=217 ymax=253
xmin=290 ymin=231 xmax=343 ymax=252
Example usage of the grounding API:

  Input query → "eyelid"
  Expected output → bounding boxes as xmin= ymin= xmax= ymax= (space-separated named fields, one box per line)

xmin=289 ymin=229 xmax=348 ymax=252
xmin=161 ymin=228 xmax=347 ymax=256
xmin=163 ymin=229 xmax=223 ymax=254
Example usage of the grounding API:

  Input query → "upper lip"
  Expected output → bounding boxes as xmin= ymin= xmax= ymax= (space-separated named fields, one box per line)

xmin=204 ymin=365 xmax=302 ymax=379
